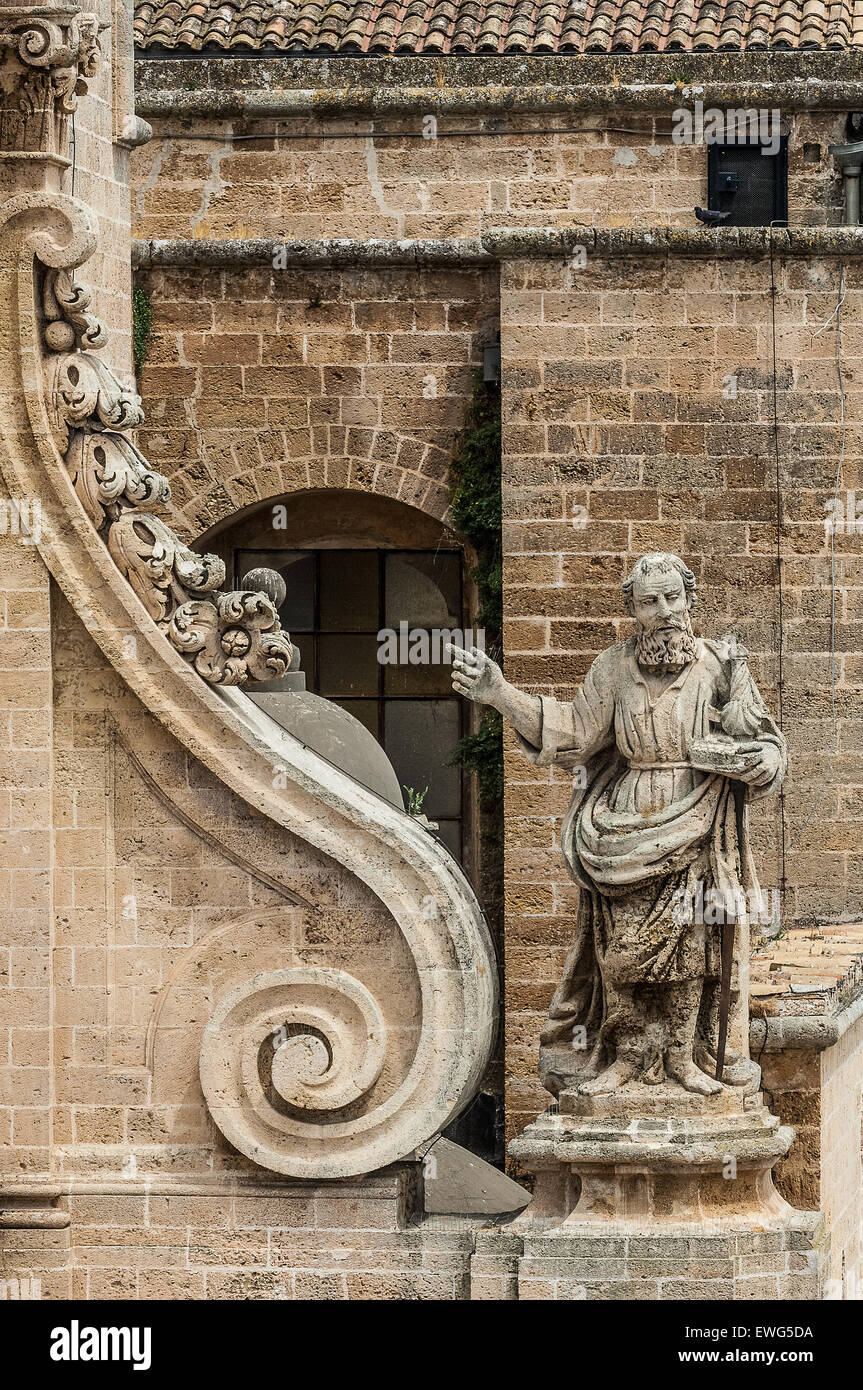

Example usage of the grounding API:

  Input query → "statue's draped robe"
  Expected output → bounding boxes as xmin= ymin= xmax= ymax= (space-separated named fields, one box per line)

xmin=517 ymin=636 xmax=786 ymax=1078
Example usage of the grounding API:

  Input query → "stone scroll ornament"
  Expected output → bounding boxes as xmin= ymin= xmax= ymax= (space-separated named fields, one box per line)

xmin=451 ymin=551 xmax=787 ymax=1100
xmin=42 ymin=268 xmax=294 ymax=687
xmin=0 ymin=196 xmax=496 ymax=1183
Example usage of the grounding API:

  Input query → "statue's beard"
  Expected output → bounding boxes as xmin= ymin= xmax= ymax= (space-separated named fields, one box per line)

xmin=635 ymin=612 xmax=697 ymax=674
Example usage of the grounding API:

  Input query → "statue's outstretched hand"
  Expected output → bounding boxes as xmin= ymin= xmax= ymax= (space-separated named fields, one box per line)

xmin=448 ymin=644 xmax=503 ymax=705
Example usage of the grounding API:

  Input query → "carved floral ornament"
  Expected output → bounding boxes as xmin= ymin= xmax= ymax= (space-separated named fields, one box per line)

xmin=42 ymin=266 xmax=295 ymax=687
xmin=0 ymin=6 xmax=103 ymax=159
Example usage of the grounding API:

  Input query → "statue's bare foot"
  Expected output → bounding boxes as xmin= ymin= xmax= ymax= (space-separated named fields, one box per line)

xmin=579 ymin=1056 xmax=639 ymax=1095
xmin=666 ymin=1056 xmax=723 ymax=1096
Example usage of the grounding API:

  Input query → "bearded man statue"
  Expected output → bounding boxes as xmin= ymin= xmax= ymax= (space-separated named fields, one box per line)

xmin=450 ymin=552 xmax=786 ymax=1098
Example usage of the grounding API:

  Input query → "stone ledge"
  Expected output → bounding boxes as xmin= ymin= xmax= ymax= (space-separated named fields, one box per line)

xmin=131 ymin=227 xmax=863 ymax=271
xmin=749 ymin=923 xmax=863 ymax=1052
xmin=133 ymin=50 xmax=863 ymax=111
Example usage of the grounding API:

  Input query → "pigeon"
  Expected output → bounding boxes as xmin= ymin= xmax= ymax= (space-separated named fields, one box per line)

xmin=695 ymin=206 xmax=730 ymax=225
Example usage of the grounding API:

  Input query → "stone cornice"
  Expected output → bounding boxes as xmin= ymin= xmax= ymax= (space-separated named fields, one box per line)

xmin=132 ymin=227 xmax=863 ymax=271
xmin=750 ymin=989 xmax=863 ymax=1053
xmin=133 ymin=78 xmax=863 ymax=122
xmin=133 ymin=49 xmax=863 ymax=119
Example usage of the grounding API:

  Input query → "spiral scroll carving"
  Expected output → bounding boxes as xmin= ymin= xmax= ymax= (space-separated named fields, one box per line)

xmin=200 ymin=969 xmax=389 ymax=1175
xmin=1 ymin=194 xmax=497 ymax=1185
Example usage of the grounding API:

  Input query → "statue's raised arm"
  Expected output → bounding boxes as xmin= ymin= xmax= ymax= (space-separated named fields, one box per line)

xmin=449 ymin=644 xmax=542 ymax=750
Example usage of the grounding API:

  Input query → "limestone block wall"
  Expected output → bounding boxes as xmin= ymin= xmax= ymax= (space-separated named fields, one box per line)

xmin=0 ymin=534 xmax=53 ymax=1176
xmin=57 ymin=0 xmax=136 ymax=368
xmin=132 ymin=262 xmax=498 ymax=541
xmin=500 ymin=249 xmax=862 ymax=1143
xmin=0 ymin=1 xmax=136 ymax=1179
xmin=1 ymin=1163 xmax=480 ymax=1300
xmin=760 ymin=1047 xmax=822 ymax=1212
xmin=0 ymin=0 xmax=138 ymax=1180
xmin=129 ymin=107 xmax=845 ymax=243
xmin=819 ymin=1012 xmax=863 ymax=1296
xmin=758 ymin=1009 xmax=863 ymax=1297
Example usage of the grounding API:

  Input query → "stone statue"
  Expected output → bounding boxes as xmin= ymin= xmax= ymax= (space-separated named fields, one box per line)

xmin=451 ymin=551 xmax=786 ymax=1099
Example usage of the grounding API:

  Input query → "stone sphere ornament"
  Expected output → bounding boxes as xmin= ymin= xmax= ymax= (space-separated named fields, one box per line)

xmin=241 ymin=567 xmax=287 ymax=609
xmin=219 ymin=626 xmax=251 ymax=658
xmin=44 ymin=319 xmax=77 ymax=351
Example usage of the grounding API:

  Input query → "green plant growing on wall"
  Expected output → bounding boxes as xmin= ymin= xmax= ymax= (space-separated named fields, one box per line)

xmin=403 ymin=785 xmax=429 ymax=816
xmin=448 ymin=376 xmax=502 ymax=632
xmin=452 ymin=708 xmax=503 ymax=813
xmin=132 ymin=284 xmax=153 ymax=372
xmin=449 ymin=374 xmax=503 ymax=813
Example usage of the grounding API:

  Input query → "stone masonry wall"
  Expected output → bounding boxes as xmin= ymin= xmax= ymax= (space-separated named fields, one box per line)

xmin=68 ymin=0 xmax=135 ymax=368
xmin=0 ymin=0 xmax=133 ymax=1191
xmin=500 ymin=251 xmax=863 ymax=1144
xmin=819 ymin=1012 xmax=863 ymax=1295
xmin=759 ymin=1047 xmax=822 ymax=1212
xmin=130 ymin=109 xmax=845 ymax=243
xmin=35 ymin=589 xmax=418 ymax=1178
xmin=0 ymin=535 xmax=53 ymax=1178
xmin=133 ymin=263 xmax=498 ymax=541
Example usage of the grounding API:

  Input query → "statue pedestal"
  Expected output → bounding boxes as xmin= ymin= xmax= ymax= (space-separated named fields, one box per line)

xmin=511 ymin=1085 xmax=794 ymax=1230
xmin=471 ymin=1086 xmax=828 ymax=1300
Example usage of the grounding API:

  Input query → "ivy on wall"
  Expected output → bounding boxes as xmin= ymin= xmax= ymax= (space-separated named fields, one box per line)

xmin=132 ymin=284 xmax=153 ymax=372
xmin=448 ymin=377 xmax=502 ymax=632
xmin=449 ymin=376 xmax=503 ymax=813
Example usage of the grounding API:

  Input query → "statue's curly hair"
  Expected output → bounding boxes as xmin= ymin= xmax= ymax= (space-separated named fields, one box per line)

xmin=621 ymin=552 xmax=697 ymax=617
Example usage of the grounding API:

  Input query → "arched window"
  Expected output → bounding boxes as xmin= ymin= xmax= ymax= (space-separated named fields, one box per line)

xmin=200 ymin=491 xmax=479 ymax=867
xmin=237 ymin=545 xmax=465 ymax=859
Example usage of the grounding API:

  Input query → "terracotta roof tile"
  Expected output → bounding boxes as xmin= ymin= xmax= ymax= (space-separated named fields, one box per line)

xmin=751 ymin=923 xmax=863 ymax=1017
xmin=134 ymin=0 xmax=863 ymax=53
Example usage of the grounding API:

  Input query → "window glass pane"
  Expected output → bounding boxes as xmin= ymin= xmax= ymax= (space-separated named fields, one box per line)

xmin=384 ymin=649 xmax=454 ymax=697
xmin=320 ymin=550 xmax=379 ymax=631
xmin=434 ymin=820 xmax=462 ymax=859
xmin=236 ymin=550 xmax=315 ymax=631
xmin=384 ymin=552 xmax=460 ymax=628
xmin=384 ymin=700 xmax=461 ymax=819
xmin=318 ymin=634 xmax=379 ymax=698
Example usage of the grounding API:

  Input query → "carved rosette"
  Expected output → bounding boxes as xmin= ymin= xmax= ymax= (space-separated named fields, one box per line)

xmin=0 ymin=6 xmax=102 ymax=160
xmin=41 ymin=264 xmax=294 ymax=687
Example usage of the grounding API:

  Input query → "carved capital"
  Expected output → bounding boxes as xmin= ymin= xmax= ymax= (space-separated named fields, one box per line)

xmin=0 ymin=5 xmax=103 ymax=161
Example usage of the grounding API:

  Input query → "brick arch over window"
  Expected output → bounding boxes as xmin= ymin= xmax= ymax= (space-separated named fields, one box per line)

xmin=167 ymin=454 xmax=456 ymax=544
xmin=133 ymin=261 xmax=499 ymax=544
